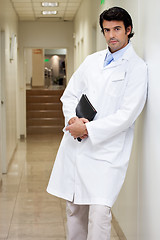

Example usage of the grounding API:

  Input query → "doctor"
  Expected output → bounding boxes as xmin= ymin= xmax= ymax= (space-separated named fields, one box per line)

xmin=47 ymin=7 xmax=148 ymax=240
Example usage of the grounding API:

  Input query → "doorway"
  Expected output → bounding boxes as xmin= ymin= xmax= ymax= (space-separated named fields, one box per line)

xmin=44 ymin=49 xmax=67 ymax=87
xmin=24 ymin=48 xmax=67 ymax=135
xmin=24 ymin=48 xmax=67 ymax=89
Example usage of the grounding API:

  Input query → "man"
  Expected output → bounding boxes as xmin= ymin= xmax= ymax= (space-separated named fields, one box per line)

xmin=47 ymin=7 xmax=148 ymax=240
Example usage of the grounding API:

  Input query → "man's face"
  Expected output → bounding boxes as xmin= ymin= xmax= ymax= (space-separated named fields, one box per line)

xmin=102 ymin=20 xmax=131 ymax=53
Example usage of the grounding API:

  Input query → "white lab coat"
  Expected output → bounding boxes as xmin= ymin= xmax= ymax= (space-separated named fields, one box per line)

xmin=47 ymin=44 xmax=148 ymax=207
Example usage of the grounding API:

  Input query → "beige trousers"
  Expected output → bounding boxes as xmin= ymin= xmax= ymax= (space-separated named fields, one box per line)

xmin=66 ymin=201 xmax=112 ymax=240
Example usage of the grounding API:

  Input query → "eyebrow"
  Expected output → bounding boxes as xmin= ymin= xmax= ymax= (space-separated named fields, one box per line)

xmin=103 ymin=25 xmax=122 ymax=30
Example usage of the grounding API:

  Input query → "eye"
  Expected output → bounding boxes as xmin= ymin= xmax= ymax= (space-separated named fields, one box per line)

xmin=103 ymin=28 xmax=109 ymax=33
xmin=115 ymin=27 xmax=121 ymax=31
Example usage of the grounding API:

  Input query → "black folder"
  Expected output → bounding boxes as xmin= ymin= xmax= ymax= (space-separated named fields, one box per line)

xmin=76 ymin=94 xmax=97 ymax=141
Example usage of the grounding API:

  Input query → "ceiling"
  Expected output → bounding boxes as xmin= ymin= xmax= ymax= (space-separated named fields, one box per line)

xmin=10 ymin=0 xmax=83 ymax=22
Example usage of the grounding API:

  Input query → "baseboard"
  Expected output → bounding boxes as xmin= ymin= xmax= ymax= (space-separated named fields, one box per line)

xmin=112 ymin=213 xmax=127 ymax=240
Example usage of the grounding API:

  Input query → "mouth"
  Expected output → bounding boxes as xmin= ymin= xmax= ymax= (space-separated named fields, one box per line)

xmin=109 ymin=40 xmax=118 ymax=44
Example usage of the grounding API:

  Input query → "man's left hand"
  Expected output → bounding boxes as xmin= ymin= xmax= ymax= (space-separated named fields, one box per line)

xmin=65 ymin=118 xmax=88 ymax=139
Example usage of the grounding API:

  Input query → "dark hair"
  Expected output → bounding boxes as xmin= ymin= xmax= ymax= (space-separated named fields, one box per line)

xmin=99 ymin=7 xmax=134 ymax=39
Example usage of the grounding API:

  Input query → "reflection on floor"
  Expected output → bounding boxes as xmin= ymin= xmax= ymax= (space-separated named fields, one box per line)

xmin=0 ymin=134 xmax=120 ymax=240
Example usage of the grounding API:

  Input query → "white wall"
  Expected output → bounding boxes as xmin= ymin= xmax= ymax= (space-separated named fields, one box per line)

xmin=0 ymin=30 xmax=2 ymax=182
xmin=73 ymin=0 xmax=99 ymax=69
xmin=137 ymin=0 xmax=160 ymax=238
xmin=0 ymin=0 xmax=18 ymax=174
xmin=74 ymin=0 xmax=160 ymax=239
xmin=18 ymin=21 xmax=74 ymax=137
xmin=24 ymin=48 xmax=32 ymax=85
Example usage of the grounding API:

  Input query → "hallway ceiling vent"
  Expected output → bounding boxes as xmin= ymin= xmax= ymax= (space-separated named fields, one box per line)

xmin=41 ymin=2 xmax=59 ymax=7
xmin=42 ymin=10 xmax=57 ymax=15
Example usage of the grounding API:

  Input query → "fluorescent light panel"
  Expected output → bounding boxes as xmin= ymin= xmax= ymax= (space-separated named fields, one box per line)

xmin=42 ymin=10 xmax=57 ymax=15
xmin=41 ymin=2 xmax=58 ymax=7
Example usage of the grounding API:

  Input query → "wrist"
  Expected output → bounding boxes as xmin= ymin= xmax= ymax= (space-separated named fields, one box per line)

xmin=83 ymin=123 xmax=88 ymax=135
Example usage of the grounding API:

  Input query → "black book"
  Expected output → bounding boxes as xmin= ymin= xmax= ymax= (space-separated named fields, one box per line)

xmin=76 ymin=94 xmax=97 ymax=141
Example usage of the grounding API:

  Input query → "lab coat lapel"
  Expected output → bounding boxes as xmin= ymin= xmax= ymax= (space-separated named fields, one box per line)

xmin=104 ymin=58 xmax=124 ymax=69
xmin=98 ymin=49 xmax=108 ymax=70
xmin=98 ymin=49 xmax=124 ymax=71
xmin=101 ymin=43 xmax=134 ymax=70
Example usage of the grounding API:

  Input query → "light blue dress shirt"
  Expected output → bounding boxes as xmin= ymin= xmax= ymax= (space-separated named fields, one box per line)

xmin=104 ymin=42 xmax=131 ymax=67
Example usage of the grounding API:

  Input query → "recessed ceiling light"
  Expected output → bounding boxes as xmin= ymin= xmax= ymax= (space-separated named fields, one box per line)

xmin=41 ymin=2 xmax=58 ymax=7
xmin=42 ymin=10 xmax=57 ymax=15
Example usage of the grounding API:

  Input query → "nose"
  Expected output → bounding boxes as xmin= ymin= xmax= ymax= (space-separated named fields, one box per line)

xmin=109 ymin=29 xmax=115 ymax=39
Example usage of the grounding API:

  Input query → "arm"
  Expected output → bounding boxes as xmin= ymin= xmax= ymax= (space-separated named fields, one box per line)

xmin=61 ymin=57 xmax=89 ymax=127
xmin=86 ymin=63 xmax=148 ymax=145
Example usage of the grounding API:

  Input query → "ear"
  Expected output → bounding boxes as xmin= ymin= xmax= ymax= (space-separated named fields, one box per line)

xmin=126 ymin=26 xmax=131 ymax=36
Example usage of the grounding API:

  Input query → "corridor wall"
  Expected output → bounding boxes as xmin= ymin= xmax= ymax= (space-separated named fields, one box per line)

xmin=0 ymin=0 xmax=18 ymax=174
xmin=74 ymin=0 xmax=160 ymax=239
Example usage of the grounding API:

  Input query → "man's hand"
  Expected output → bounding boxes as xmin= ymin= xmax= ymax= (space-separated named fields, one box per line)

xmin=66 ymin=118 xmax=89 ymax=139
xmin=68 ymin=117 xmax=79 ymax=125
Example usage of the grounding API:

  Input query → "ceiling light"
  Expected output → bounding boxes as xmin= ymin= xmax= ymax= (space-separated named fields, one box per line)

xmin=41 ymin=2 xmax=58 ymax=7
xmin=42 ymin=10 xmax=57 ymax=15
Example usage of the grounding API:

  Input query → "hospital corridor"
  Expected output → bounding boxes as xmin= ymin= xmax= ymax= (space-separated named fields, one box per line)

xmin=0 ymin=133 xmax=121 ymax=239
xmin=0 ymin=0 xmax=160 ymax=239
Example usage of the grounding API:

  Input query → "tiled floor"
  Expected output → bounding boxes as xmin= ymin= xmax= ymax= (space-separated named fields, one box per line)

xmin=0 ymin=134 xmax=120 ymax=240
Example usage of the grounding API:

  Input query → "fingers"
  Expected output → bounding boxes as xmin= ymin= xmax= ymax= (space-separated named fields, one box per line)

xmin=80 ymin=134 xmax=88 ymax=139
xmin=65 ymin=125 xmax=70 ymax=131
xmin=68 ymin=117 xmax=78 ymax=125
xmin=79 ymin=118 xmax=89 ymax=123
xmin=68 ymin=117 xmax=89 ymax=125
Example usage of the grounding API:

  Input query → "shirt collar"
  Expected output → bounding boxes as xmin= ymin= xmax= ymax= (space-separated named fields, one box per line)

xmin=105 ymin=41 xmax=131 ymax=62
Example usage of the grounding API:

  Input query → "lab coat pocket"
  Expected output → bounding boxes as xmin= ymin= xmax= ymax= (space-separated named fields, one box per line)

xmin=91 ymin=131 xmax=126 ymax=163
xmin=108 ymin=72 xmax=126 ymax=97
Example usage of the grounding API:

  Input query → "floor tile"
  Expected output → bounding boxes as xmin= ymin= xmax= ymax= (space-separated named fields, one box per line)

xmin=111 ymin=224 xmax=119 ymax=237
xmin=0 ymin=224 xmax=10 ymax=238
xmin=0 ymin=211 xmax=13 ymax=225
xmin=12 ymin=199 xmax=63 ymax=224
xmin=16 ymin=192 xmax=59 ymax=202
xmin=1 ymin=175 xmax=21 ymax=185
xmin=0 ymin=192 xmax=17 ymax=201
xmin=0 ymin=184 xmax=19 ymax=193
xmin=8 ymin=223 xmax=65 ymax=239
xmin=111 ymin=237 xmax=121 ymax=240
xmin=19 ymin=180 xmax=48 ymax=193
xmin=0 ymin=193 xmax=17 ymax=224
xmin=8 ymin=238 xmax=65 ymax=240
xmin=25 ymin=151 xmax=57 ymax=162
xmin=21 ymin=162 xmax=53 ymax=182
